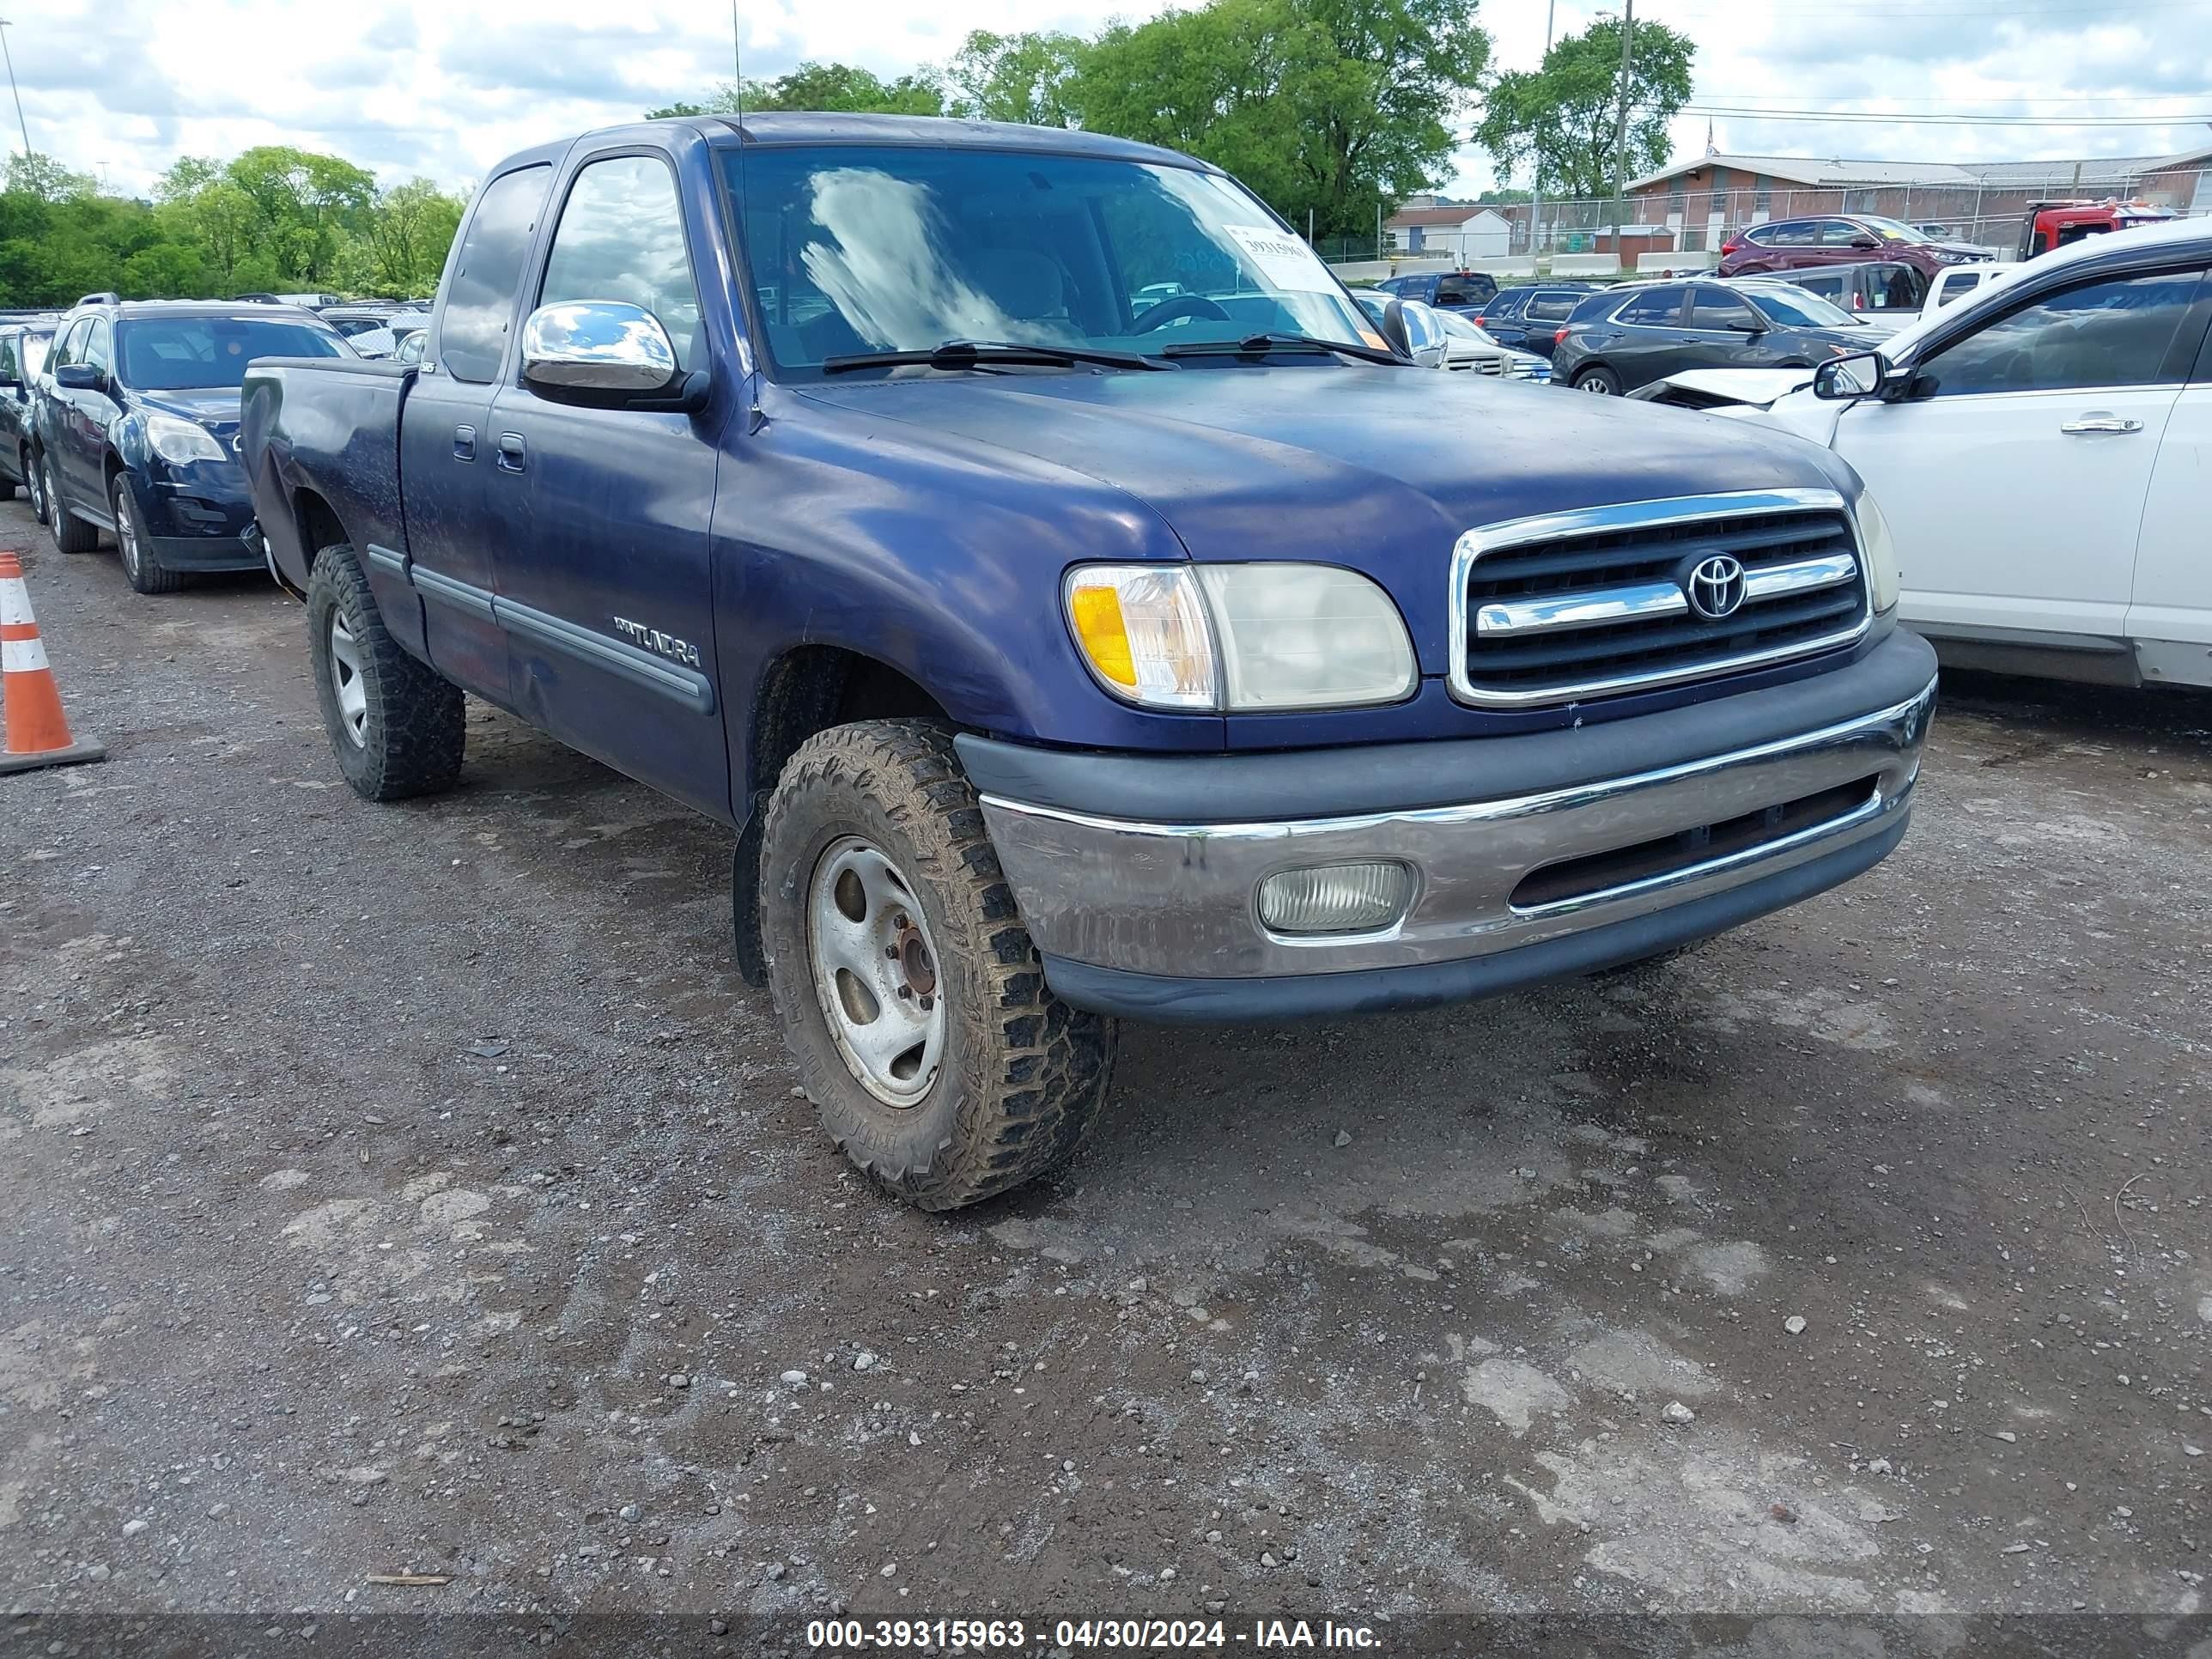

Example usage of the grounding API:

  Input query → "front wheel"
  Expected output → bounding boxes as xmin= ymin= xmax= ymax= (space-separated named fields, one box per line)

xmin=305 ymin=542 xmax=465 ymax=800
xmin=20 ymin=448 xmax=42 ymax=525
xmin=760 ymin=720 xmax=1115 ymax=1210
xmin=1574 ymin=367 xmax=1621 ymax=395
xmin=113 ymin=476 xmax=184 ymax=594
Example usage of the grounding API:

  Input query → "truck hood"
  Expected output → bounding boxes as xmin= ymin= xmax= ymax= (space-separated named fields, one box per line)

xmin=796 ymin=363 xmax=1850 ymax=565
xmin=793 ymin=364 xmax=1857 ymax=680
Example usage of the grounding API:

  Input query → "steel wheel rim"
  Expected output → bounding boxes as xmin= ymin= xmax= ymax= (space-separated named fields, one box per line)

xmin=327 ymin=612 xmax=369 ymax=748
xmin=805 ymin=836 xmax=946 ymax=1108
xmin=114 ymin=489 xmax=140 ymax=574
xmin=22 ymin=455 xmax=40 ymax=521
xmin=45 ymin=459 xmax=64 ymax=532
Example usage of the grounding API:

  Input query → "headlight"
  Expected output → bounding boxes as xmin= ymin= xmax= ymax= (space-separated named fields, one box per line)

xmin=1065 ymin=563 xmax=1417 ymax=713
xmin=145 ymin=413 xmax=227 ymax=465
xmin=1853 ymin=488 xmax=1900 ymax=613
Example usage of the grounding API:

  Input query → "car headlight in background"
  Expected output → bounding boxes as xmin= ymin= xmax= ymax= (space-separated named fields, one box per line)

xmin=145 ymin=414 xmax=227 ymax=465
xmin=1853 ymin=488 xmax=1901 ymax=613
xmin=1065 ymin=562 xmax=1417 ymax=713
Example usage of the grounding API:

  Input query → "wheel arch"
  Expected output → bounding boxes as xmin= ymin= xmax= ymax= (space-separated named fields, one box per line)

xmin=730 ymin=642 xmax=954 ymax=988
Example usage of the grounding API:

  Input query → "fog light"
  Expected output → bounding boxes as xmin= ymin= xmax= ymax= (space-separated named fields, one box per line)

xmin=1257 ymin=861 xmax=1414 ymax=936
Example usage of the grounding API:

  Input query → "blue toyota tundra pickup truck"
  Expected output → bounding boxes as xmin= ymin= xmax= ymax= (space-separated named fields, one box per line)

xmin=240 ymin=113 xmax=1937 ymax=1210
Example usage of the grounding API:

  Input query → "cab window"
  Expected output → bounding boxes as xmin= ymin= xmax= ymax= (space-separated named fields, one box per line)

xmin=83 ymin=319 xmax=113 ymax=379
xmin=440 ymin=164 xmax=553 ymax=384
xmin=1688 ymin=287 xmax=1759 ymax=331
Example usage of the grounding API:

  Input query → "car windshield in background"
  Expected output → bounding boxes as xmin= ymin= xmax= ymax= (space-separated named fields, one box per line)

xmin=1744 ymin=287 xmax=1860 ymax=330
xmin=726 ymin=145 xmax=1375 ymax=374
xmin=117 ymin=317 xmax=343 ymax=391
xmin=21 ymin=333 xmax=47 ymax=380
xmin=1856 ymin=216 xmax=1930 ymax=244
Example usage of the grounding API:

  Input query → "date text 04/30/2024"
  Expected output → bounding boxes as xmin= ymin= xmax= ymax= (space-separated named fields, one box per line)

xmin=805 ymin=1619 xmax=1383 ymax=1649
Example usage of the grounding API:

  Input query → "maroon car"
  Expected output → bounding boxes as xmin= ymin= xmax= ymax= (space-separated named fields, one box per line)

xmin=1717 ymin=214 xmax=1990 ymax=283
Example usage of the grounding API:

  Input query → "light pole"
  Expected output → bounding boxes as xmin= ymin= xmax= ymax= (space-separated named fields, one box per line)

xmin=0 ymin=19 xmax=30 ymax=163
xmin=1526 ymin=0 xmax=1556 ymax=271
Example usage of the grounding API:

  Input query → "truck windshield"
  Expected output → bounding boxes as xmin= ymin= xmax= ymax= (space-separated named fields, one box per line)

xmin=117 ymin=317 xmax=344 ymax=391
xmin=725 ymin=144 xmax=1376 ymax=375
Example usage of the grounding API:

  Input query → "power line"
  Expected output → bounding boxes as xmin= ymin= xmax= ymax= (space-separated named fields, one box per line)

xmin=1680 ymin=105 xmax=2212 ymax=125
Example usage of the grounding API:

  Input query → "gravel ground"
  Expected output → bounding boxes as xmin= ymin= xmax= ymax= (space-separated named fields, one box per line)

xmin=1 ymin=498 xmax=2207 ymax=1650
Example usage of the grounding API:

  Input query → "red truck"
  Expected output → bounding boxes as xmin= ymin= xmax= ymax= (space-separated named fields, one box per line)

xmin=2016 ymin=199 xmax=2175 ymax=260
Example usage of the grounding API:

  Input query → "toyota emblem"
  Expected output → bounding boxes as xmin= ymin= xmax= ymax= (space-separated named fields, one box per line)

xmin=1686 ymin=554 xmax=1747 ymax=620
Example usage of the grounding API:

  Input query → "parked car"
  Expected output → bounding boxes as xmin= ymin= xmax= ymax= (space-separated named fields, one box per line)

xmin=1435 ymin=309 xmax=1550 ymax=380
xmin=275 ymin=292 xmax=344 ymax=311
xmin=1718 ymin=216 xmax=1991 ymax=283
xmin=391 ymin=328 xmax=427 ymax=366
xmin=1626 ymin=367 xmax=1819 ymax=413
xmin=33 ymin=300 xmax=349 ymax=592
xmin=319 ymin=305 xmax=404 ymax=339
xmin=1922 ymin=261 xmax=2019 ymax=316
xmin=240 ymin=112 xmax=1931 ymax=1210
xmin=2016 ymin=200 xmax=2174 ymax=261
xmin=1911 ymin=222 xmax=1957 ymax=240
xmin=1747 ymin=259 xmax=1927 ymax=318
xmin=1375 ymin=269 xmax=1498 ymax=313
xmin=1 ymin=319 xmax=58 ymax=518
xmin=1551 ymin=279 xmax=1876 ymax=394
xmin=1725 ymin=216 xmax=2212 ymax=689
xmin=1475 ymin=283 xmax=1606 ymax=356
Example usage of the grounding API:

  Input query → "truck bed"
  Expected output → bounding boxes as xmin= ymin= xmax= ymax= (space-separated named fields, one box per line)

xmin=240 ymin=356 xmax=414 ymax=598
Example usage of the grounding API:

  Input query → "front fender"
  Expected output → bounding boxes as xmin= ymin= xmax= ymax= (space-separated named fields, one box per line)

xmin=716 ymin=386 xmax=1229 ymax=786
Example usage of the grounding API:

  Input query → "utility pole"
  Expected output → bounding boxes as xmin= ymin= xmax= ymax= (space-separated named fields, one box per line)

xmin=1613 ymin=0 xmax=1635 ymax=202
xmin=0 ymin=20 xmax=32 ymax=164
xmin=1527 ymin=0 xmax=1556 ymax=271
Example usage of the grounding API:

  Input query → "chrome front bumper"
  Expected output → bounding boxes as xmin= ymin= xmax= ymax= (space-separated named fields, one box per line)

xmin=978 ymin=673 xmax=1936 ymax=988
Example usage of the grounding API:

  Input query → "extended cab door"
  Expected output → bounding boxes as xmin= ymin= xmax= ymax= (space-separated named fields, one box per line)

xmin=485 ymin=149 xmax=731 ymax=819
xmin=1832 ymin=263 xmax=2208 ymax=643
xmin=2127 ymin=298 xmax=2212 ymax=684
xmin=400 ymin=162 xmax=553 ymax=699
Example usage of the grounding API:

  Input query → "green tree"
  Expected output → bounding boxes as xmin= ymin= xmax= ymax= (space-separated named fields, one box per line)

xmin=224 ymin=146 xmax=378 ymax=283
xmin=360 ymin=178 xmax=465 ymax=294
xmin=1072 ymin=0 xmax=1487 ymax=240
xmin=648 ymin=61 xmax=945 ymax=119
xmin=945 ymin=30 xmax=1087 ymax=125
xmin=1474 ymin=13 xmax=1695 ymax=200
xmin=4 ymin=151 xmax=97 ymax=204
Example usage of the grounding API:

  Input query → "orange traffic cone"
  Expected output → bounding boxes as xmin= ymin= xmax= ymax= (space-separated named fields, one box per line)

xmin=0 ymin=550 xmax=106 ymax=775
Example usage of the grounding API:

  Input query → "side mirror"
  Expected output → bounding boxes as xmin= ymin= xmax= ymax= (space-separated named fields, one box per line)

xmin=1388 ymin=297 xmax=1449 ymax=368
xmin=520 ymin=301 xmax=684 ymax=404
xmin=55 ymin=363 xmax=100 ymax=391
xmin=1850 ymin=234 xmax=1881 ymax=250
xmin=1813 ymin=351 xmax=1885 ymax=400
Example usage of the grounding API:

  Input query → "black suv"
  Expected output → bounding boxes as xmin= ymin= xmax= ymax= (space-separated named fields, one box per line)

xmin=33 ymin=301 xmax=348 ymax=592
xmin=1 ymin=316 xmax=59 ymax=519
xmin=1550 ymin=279 xmax=1875 ymax=395
xmin=1474 ymin=283 xmax=1608 ymax=357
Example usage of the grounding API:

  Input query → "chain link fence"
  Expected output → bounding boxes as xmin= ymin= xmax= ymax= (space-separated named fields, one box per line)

xmin=1346 ymin=167 xmax=2210 ymax=272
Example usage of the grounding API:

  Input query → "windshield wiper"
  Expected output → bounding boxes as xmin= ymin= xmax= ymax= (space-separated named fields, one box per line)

xmin=821 ymin=339 xmax=1174 ymax=374
xmin=1159 ymin=331 xmax=1403 ymax=366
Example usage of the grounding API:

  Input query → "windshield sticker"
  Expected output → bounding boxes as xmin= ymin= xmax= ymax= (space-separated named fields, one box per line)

xmin=1221 ymin=223 xmax=1338 ymax=295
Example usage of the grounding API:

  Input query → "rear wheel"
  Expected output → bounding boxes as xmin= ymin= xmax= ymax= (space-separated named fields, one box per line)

xmin=113 ymin=476 xmax=183 ymax=594
xmin=45 ymin=455 xmax=98 ymax=554
xmin=306 ymin=542 xmax=465 ymax=800
xmin=1574 ymin=366 xmax=1621 ymax=395
xmin=760 ymin=720 xmax=1115 ymax=1210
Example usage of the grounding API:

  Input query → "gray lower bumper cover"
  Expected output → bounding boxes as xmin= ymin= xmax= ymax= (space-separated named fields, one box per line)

xmin=960 ymin=632 xmax=1938 ymax=1022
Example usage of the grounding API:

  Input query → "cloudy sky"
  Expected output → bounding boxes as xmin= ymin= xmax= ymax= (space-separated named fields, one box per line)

xmin=9 ymin=0 xmax=2211 ymax=201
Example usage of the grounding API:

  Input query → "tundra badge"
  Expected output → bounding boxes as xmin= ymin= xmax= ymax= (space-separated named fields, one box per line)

xmin=612 ymin=617 xmax=703 ymax=668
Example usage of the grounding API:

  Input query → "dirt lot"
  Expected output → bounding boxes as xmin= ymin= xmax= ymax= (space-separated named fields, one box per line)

xmin=1 ymin=496 xmax=2207 ymax=1650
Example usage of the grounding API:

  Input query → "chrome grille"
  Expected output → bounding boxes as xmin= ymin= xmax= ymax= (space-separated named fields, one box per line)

xmin=1448 ymin=489 xmax=1869 ymax=708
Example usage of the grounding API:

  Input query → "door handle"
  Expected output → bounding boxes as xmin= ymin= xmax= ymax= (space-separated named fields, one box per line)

xmin=453 ymin=423 xmax=476 ymax=461
xmin=495 ymin=433 xmax=526 ymax=474
xmin=2059 ymin=416 xmax=2142 ymax=434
